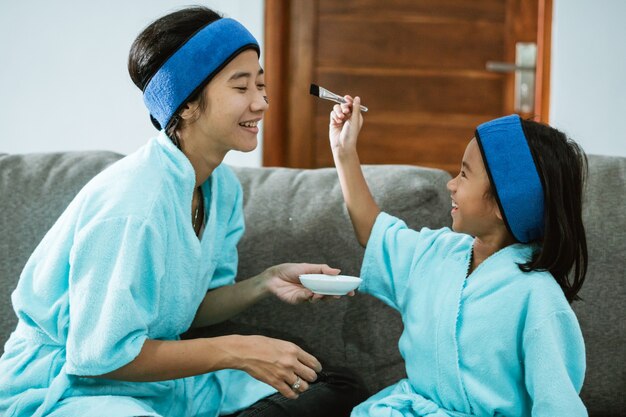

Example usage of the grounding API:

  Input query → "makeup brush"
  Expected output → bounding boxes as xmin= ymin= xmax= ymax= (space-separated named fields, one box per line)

xmin=309 ymin=84 xmax=368 ymax=112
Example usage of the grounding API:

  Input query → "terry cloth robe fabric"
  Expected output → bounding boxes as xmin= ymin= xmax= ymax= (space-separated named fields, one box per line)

xmin=0 ymin=132 xmax=276 ymax=417
xmin=351 ymin=212 xmax=587 ymax=417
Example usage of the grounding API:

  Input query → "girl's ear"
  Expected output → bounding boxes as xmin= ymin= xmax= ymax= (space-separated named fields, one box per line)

xmin=494 ymin=203 xmax=504 ymax=221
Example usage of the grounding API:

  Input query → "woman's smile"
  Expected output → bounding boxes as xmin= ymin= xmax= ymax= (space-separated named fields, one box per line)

xmin=239 ymin=118 xmax=261 ymax=134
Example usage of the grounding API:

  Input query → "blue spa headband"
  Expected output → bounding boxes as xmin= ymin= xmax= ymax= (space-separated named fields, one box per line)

xmin=143 ymin=18 xmax=260 ymax=130
xmin=475 ymin=115 xmax=545 ymax=243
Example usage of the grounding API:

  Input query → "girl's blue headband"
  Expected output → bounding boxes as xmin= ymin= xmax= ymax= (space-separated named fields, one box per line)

xmin=143 ymin=18 xmax=260 ymax=130
xmin=475 ymin=115 xmax=545 ymax=243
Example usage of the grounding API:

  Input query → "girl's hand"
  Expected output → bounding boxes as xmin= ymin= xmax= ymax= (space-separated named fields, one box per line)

xmin=232 ymin=335 xmax=322 ymax=399
xmin=329 ymin=96 xmax=364 ymax=157
xmin=263 ymin=263 xmax=353 ymax=304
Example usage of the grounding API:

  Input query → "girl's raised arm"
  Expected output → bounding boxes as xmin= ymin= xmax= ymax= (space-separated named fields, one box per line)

xmin=329 ymin=96 xmax=380 ymax=246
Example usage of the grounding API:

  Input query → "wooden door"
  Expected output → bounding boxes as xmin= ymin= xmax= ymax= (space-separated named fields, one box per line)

xmin=263 ymin=0 xmax=552 ymax=173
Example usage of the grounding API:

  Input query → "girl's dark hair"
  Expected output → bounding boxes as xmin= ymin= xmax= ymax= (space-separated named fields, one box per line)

xmin=516 ymin=120 xmax=588 ymax=303
xmin=128 ymin=6 xmax=222 ymax=146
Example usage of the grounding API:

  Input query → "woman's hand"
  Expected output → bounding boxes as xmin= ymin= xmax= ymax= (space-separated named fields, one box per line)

xmin=262 ymin=263 xmax=353 ymax=304
xmin=329 ymin=95 xmax=364 ymax=157
xmin=95 ymin=335 xmax=321 ymax=400
xmin=230 ymin=335 xmax=322 ymax=399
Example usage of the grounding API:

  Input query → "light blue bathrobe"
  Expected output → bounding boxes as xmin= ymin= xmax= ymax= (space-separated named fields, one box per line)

xmin=352 ymin=213 xmax=587 ymax=417
xmin=0 ymin=132 xmax=276 ymax=417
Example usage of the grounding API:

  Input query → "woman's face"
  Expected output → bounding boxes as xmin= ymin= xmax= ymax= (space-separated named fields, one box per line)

xmin=446 ymin=138 xmax=503 ymax=239
xmin=182 ymin=49 xmax=268 ymax=155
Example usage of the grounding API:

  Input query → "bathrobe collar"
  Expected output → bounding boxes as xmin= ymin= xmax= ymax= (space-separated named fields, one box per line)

xmin=155 ymin=131 xmax=216 ymax=242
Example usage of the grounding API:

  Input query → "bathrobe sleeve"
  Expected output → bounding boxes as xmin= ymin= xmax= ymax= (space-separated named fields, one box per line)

xmin=65 ymin=216 xmax=166 ymax=376
xmin=360 ymin=212 xmax=445 ymax=310
xmin=523 ymin=310 xmax=587 ymax=416
xmin=208 ymin=180 xmax=245 ymax=290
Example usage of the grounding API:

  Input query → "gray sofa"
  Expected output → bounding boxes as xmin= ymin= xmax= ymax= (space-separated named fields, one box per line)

xmin=0 ymin=151 xmax=624 ymax=416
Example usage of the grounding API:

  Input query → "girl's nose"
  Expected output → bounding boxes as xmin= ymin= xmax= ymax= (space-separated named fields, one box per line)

xmin=446 ymin=177 xmax=456 ymax=191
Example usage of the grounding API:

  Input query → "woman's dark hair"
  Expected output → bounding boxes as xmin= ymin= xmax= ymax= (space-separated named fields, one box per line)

xmin=495 ymin=120 xmax=588 ymax=303
xmin=128 ymin=6 xmax=222 ymax=146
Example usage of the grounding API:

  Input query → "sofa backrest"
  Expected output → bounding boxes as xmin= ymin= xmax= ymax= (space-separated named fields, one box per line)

xmin=572 ymin=154 xmax=626 ymax=413
xmin=222 ymin=159 xmax=626 ymax=416
xmin=0 ymin=151 xmax=123 ymax=344
xmin=203 ymin=164 xmax=454 ymax=394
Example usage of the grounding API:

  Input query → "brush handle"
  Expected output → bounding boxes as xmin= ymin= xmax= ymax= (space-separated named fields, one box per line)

xmin=324 ymin=96 xmax=368 ymax=112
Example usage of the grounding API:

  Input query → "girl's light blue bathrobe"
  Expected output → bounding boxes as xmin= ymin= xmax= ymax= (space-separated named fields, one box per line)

xmin=352 ymin=213 xmax=587 ymax=417
xmin=0 ymin=132 xmax=276 ymax=417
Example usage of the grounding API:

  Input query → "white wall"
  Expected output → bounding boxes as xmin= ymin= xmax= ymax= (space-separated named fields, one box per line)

xmin=550 ymin=0 xmax=626 ymax=157
xmin=0 ymin=0 xmax=265 ymax=167
xmin=2 ymin=0 xmax=624 ymax=161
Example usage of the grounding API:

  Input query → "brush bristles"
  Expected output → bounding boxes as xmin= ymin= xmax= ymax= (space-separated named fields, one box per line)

xmin=309 ymin=84 xmax=320 ymax=97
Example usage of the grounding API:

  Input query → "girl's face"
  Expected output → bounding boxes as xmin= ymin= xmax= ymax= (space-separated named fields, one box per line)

xmin=446 ymin=139 xmax=503 ymax=239
xmin=182 ymin=49 xmax=268 ymax=156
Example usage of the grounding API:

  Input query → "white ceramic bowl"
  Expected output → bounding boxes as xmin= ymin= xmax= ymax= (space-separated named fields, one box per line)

xmin=299 ymin=274 xmax=362 ymax=296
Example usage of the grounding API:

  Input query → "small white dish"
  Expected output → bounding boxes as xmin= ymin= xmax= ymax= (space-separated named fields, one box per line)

xmin=299 ymin=274 xmax=362 ymax=296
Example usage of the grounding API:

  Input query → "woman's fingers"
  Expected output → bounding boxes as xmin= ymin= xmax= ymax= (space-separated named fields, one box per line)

xmin=297 ymin=379 xmax=310 ymax=393
xmin=295 ymin=360 xmax=319 ymax=383
xmin=291 ymin=262 xmax=340 ymax=277
xmin=297 ymin=348 xmax=322 ymax=373
xmin=309 ymin=293 xmax=324 ymax=303
xmin=238 ymin=336 xmax=324 ymax=398
xmin=274 ymin=363 xmax=315 ymax=398
xmin=276 ymin=380 xmax=299 ymax=399
xmin=276 ymin=374 xmax=311 ymax=399
xmin=319 ymin=264 xmax=341 ymax=276
xmin=290 ymin=374 xmax=310 ymax=392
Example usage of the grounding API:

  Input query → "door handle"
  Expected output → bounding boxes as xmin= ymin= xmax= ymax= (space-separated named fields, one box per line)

xmin=485 ymin=62 xmax=535 ymax=72
xmin=486 ymin=42 xmax=537 ymax=113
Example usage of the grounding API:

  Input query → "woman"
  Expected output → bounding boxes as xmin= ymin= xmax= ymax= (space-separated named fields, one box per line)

xmin=0 ymin=7 xmax=366 ymax=417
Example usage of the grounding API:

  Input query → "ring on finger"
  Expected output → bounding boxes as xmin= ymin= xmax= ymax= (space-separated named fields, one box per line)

xmin=291 ymin=376 xmax=302 ymax=392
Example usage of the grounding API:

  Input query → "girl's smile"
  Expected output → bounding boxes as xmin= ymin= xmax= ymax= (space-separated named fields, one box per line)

xmin=451 ymin=199 xmax=459 ymax=215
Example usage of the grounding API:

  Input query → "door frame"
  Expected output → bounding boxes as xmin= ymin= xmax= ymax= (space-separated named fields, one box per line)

xmin=263 ymin=0 xmax=317 ymax=167
xmin=535 ymin=0 xmax=553 ymax=123
xmin=263 ymin=0 xmax=553 ymax=167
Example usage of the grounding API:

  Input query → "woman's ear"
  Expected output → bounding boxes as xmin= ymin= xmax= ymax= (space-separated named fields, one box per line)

xmin=179 ymin=100 xmax=200 ymax=121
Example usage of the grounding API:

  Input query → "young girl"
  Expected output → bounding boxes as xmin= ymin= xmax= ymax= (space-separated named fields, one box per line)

xmin=0 ymin=7 xmax=366 ymax=417
xmin=330 ymin=97 xmax=588 ymax=416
